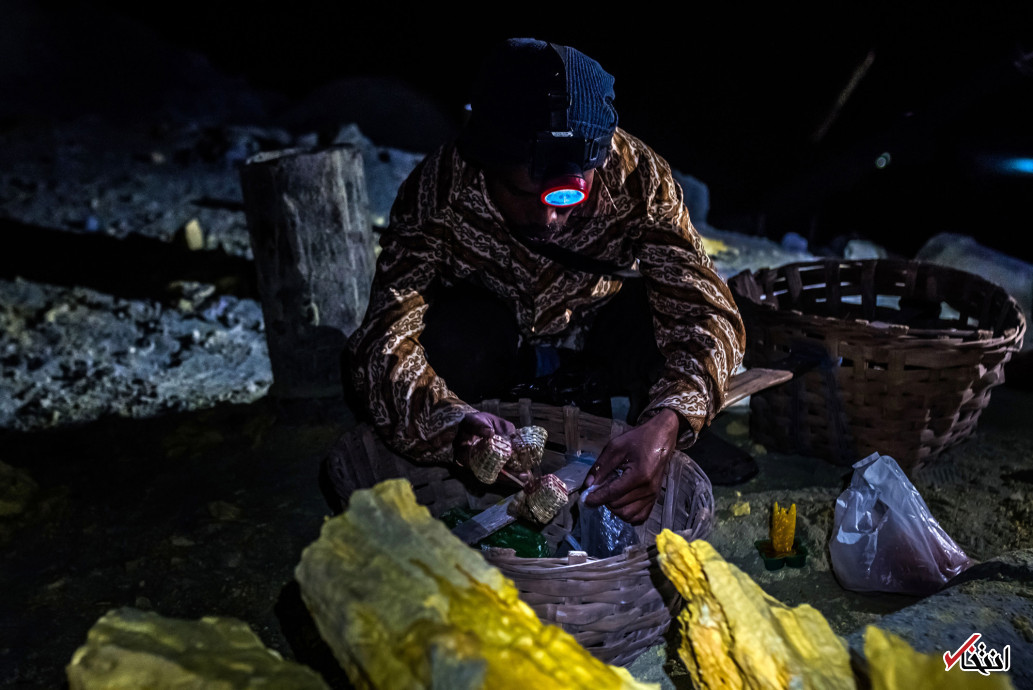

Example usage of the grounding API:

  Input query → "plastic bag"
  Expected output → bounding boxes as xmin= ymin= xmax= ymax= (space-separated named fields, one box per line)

xmin=439 ymin=506 xmax=551 ymax=558
xmin=572 ymin=484 xmax=640 ymax=558
xmin=830 ymin=453 xmax=973 ymax=595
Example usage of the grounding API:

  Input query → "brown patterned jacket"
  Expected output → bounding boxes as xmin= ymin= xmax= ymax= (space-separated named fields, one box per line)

xmin=347 ymin=127 xmax=746 ymax=463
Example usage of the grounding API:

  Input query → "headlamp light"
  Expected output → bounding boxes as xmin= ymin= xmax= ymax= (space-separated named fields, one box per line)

xmin=540 ymin=175 xmax=588 ymax=207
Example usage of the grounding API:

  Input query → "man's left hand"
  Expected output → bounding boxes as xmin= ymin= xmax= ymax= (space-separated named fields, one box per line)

xmin=582 ymin=408 xmax=681 ymax=524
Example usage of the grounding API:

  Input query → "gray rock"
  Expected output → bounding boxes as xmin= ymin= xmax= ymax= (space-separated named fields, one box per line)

xmin=671 ymin=170 xmax=710 ymax=227
xmin=843 ymin=238 xmax=888 ymax=259
xmin=332 ymin=123 xmax=425 ymax=228
xmin=0 ymin=279 xmax=270 ymax=432
xmin=917 ymin=233 xmax=1033 ymax=351
xmin=698 ymin=225 xmax=817 ymax=281
xmin=847 ymin=550 xmax=1033 ymax=689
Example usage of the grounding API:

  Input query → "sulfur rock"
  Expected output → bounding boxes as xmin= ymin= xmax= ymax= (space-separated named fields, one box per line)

xmin=295 ymin=478 xmax=655 ymax=690
xmin=65 ymin=607 xmax=329 ymax=689
xmin=863 ymin=626 xmax=1013 ymax=689
xmin=655 ymin=530 xmax=854 ymax=690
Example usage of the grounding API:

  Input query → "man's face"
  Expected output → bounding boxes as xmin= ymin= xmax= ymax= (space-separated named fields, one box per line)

xmin=485 ymin=165 xmax=595 ymax=242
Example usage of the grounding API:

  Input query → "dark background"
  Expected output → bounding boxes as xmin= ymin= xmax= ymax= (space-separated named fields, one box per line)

xmin=5 ymin=1 xmax=1033 ymax=261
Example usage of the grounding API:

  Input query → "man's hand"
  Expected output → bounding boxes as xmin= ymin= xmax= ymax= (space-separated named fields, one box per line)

xmin=452 ymin=411 xmax=517 ymax=467
xmin=582 ymin=408 xmax=681 ymax=524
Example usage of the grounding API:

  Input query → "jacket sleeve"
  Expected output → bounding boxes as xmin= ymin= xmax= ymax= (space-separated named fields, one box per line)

xmin=626 ymin=148 xmax=747 ymax=448
xmin=346 ymin=156 xmax=477 ymax=463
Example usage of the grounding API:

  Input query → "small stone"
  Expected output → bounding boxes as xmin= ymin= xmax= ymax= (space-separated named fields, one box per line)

xmin=221 ymin=552 xmax=243 ymax=568
xmin=725 ymin=419 xmax=749 ymax=437
xmin=207 ymin=500 xmax=242 ymax=521
xmin=169 ymin=536 xmax=194 ymax=547
xmin=732 ymin=500 xmax=751 ymax=517
xmin=183 ymin=218 xmax=204 ymax=251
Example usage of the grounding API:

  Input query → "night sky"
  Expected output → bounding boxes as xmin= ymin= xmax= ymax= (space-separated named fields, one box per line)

xmin=8 ymin=2 xmax=1033 ymax=260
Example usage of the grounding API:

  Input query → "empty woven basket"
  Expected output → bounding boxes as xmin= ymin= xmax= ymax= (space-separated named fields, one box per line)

xmin=728 ymin=259 xmax=1026 ymax=473
xmin=323 ymin=398 xmax=715 ymax=667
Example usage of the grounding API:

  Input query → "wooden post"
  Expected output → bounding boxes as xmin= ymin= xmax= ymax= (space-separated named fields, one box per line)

xmin=239 ymin=144 xmax=376 ymax=399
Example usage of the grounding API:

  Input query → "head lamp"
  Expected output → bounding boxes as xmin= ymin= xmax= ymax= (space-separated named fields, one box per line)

xmin=540 ymin=174 xmax=588 ymax=207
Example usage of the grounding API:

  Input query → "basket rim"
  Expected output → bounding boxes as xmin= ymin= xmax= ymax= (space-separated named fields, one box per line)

xmin=328 ymin=400 xmax=714 ymax=570
xmin=728 ymin=258 xmax=1027 ymax=350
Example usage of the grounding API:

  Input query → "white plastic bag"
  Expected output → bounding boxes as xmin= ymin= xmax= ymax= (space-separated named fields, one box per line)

xmin=830 ymin=453 xmax=973 ymax=595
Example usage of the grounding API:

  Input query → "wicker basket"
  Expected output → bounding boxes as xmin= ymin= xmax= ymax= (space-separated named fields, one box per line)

xmin=728 ymin=259 xmax=1026 ymax=473
xmin=323 ymin=398 xmax=715 ymax=667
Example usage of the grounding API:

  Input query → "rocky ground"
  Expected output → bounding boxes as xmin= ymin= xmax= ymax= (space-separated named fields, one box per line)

xmin=2 ymin=13 xmax=1032 ymax=687
xmin=2 ymin=109 xmax=1031 ymax=688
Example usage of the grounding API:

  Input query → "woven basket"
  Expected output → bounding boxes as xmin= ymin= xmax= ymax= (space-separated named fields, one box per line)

xmin=728 ymin=259 xmax=1026 ymax=473
xmin=323 ymin=398 xmax=715 ymax=667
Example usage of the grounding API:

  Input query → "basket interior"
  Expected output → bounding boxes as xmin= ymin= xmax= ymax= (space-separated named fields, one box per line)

xmin=326 ymin=399 xmax=715 ymax=557
xmin=731 ymin=260 xmax=1025 ymax=340
xmin=725 ymin=259 xmax=1026 ymax=468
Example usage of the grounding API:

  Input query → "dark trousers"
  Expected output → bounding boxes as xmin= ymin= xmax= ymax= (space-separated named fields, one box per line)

xmin=421 ymin=278 xmax=664 ymax=420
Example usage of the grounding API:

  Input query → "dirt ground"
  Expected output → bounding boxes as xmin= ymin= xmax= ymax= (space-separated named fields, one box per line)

xmin=1 ymin=8 xmax=1031 ymax=685
xmin=2 ymin=374 xmax=1031 ymax=688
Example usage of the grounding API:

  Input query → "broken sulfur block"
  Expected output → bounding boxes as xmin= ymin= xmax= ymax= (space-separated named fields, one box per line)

xmin=863 ymin=626 xmax=1014 ymax=689
xmin=656 ymin=531 xmax=854 ymax=690
xmin=295 ymin=479 xmax=655 ymax=690
xmin=66 ymin=607 xmax=329 ymax=689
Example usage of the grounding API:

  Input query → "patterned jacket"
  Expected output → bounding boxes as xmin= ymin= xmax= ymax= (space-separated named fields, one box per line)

xmin=347 ymin=128 xmax=746 ymax=463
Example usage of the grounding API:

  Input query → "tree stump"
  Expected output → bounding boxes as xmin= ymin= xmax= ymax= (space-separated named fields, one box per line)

xmin=239 ymin=144 xmax=376 ymax=399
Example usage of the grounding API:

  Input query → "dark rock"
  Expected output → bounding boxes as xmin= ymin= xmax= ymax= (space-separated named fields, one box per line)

xmin=848 ymin=550 xmax=1033 ymax=689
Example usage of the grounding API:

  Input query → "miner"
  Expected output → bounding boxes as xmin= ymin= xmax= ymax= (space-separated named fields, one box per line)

xmin=345 ymin=38 xmax=747 ymax=524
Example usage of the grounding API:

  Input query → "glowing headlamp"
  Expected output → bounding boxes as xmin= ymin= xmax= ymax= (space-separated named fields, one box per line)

xmin=540 ymin=174 xmax=588 ymax=207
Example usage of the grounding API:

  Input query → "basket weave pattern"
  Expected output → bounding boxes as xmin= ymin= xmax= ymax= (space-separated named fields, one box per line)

xmin=324 ymin=399 xmax=715 ymax=667
xmin=728 ymin=259 xmax=1026 ymax=472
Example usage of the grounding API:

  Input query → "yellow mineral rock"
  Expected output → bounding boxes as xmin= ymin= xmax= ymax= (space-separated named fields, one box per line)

xmin=295 ymin=479 xmax=655 ymax=690
xmin=66 ymin=607 xmax=329 ymax=689
xmin=863 ymin=626 xmax=1014 ymax=690
xmin=701 ymin=235 xmax=729 ymax=257
xmin=655 ymin=530 xmax=854 ymax=690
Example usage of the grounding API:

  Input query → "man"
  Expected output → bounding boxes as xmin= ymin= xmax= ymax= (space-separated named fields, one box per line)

xmin=346 ymin=38 xmax=746 ymax=524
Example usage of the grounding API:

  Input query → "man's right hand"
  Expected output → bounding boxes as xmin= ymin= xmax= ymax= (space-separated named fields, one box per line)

xmin=452 ymin=411 xmax=517 ymax=467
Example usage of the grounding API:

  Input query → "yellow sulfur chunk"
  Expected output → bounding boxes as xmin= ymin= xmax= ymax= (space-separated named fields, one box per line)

xmin=655 ymin=531 xmax=855 ymax=690
xmin=864 ymin=626 xmax=1014 ymax=690
xmin=771 ymin=501 xmax=796 ymax=556
xmin=295 ymin=479 xmax=656 ymax=690
xmin=66 ymin=608 xmax=329 ymax=689
xmin=701 ymin=236 xmax=729 ymax=256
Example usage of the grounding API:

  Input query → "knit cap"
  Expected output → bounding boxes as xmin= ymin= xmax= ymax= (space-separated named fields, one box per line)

xmin=459 ymin=38 xmax=617 ymax=172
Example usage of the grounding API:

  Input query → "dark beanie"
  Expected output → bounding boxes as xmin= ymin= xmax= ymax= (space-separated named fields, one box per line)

xmin=458 ymin=38 xmax=618 ymax=171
